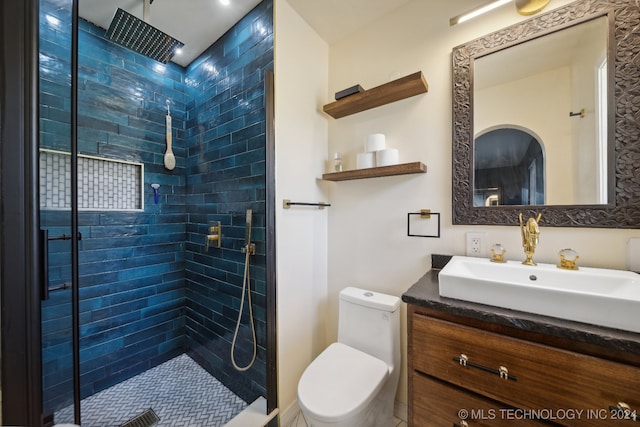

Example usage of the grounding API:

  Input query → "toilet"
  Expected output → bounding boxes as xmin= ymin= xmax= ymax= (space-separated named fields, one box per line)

xmin=297 ymin=287 xmax=401 ymax=426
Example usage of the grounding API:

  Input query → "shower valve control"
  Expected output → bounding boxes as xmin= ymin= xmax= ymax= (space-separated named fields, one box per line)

xmin=205 ymin=221 xmax=222 ymax=251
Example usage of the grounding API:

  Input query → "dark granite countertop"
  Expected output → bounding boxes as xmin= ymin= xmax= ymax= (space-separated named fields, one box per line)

xmin=402 ymin=261 xmax=640 ymax=357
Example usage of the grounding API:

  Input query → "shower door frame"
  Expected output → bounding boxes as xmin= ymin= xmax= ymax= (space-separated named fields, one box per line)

xmin=0 ymin=0 xmax=44 ymax=425
xmin=2 ymin=0 xmax=86 ymax=424
xmin=265 ymin=69 xmax=278 ymax=417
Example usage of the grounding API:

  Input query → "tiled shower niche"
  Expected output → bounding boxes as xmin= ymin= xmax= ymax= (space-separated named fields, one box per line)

xmin=39 ymin=149 xmax=143 ymax=211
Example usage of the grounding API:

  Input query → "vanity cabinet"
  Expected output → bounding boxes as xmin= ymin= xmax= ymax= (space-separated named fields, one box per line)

xmin=408 ymin=305 xmax=640 ymax=427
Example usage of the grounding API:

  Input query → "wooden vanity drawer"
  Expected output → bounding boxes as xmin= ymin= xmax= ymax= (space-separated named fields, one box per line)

xmin=412 ymin=373 xmax=545 ymax=427
xmin=411 ymin=314 xmax=640 ymax=426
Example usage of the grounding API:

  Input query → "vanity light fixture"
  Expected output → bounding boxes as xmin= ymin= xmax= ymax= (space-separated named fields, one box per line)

xmin=450 ymin=0 xmax=552 ymax=26
xmin=449 ymin=0 xmax=512 ymax=26
xmin=515 ymin=0 xmax=551 ymax=16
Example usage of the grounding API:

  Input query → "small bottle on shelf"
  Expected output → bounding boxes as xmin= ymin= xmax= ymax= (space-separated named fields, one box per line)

xmin=333 ymin=152 xmax=343 ymax=172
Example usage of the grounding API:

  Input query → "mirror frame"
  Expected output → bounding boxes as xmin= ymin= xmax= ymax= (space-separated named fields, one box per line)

xmin=452 ymin=0 xmax=640 ymax=228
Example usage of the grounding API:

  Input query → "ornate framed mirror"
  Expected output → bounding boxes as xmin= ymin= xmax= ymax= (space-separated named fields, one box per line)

xmin=452 ymin=0 xmax=640 ymax=227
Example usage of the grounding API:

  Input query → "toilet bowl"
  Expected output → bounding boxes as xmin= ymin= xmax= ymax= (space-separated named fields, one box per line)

xmin=297 ymin=287 xmax=401 ymax=426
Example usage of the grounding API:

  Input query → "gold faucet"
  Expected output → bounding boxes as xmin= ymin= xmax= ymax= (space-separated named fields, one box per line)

xmin=557 ymin=248 xmax=579 ymax=270
xmin=490 ymin=243 xmax=507 ymax=263
xmin=519 ymin=213 xmax=542 ymax=266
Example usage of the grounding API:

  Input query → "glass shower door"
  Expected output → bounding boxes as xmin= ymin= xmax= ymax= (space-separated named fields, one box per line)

xmin=39 ymin=0 xmax=80 ymax=423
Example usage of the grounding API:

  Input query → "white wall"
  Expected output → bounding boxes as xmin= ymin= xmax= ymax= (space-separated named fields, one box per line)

xmin=325 ymin=0 xmax=640 ymax=411
xmin=273 ymin=0 xmax=330 ymax=422
xmin=275 ymin=0 xmax=640 ymax=421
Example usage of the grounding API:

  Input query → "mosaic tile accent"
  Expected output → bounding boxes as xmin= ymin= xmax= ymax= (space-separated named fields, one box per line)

xmin=40 ymin=150 xmax=143 ymax=211
xmin=55 ymin=354 xmax=247 ymax=427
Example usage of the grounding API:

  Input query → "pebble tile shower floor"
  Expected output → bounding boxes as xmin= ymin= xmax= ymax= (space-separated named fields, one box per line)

xmin=56 ymin=354 xmax=247 ymax=426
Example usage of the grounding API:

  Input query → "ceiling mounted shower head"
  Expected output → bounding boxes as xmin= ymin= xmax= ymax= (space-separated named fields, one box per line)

xmin=105 ymin=2 xmax=184 ymax=64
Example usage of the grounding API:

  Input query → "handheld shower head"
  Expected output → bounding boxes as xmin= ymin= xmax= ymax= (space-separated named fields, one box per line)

xmin=245 ymin=209 xmax=253 ymax=245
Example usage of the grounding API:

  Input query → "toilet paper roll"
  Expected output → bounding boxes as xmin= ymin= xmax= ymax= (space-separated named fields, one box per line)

xmin=376 ymin=148 xmax=399 ymax=167
xmin=356 ymin=152 xmax=375 ymax=169
xmin=364 ymin=134 xmax=386 ymax=152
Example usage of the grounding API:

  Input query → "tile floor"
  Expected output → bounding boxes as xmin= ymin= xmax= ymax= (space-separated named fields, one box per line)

xmin=56 ymin=354 xmax=247 ymax=426
xmin=395 ymin=418 xmax=408 ymax=426
xmin=285 ymin=411 xmax=407 ymax=427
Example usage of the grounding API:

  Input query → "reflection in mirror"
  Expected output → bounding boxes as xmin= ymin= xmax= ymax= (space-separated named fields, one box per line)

xmin=474 ymin=128 xmax=544 ymax=206
xmin=473 ymin=16 xmax=608 ymax=207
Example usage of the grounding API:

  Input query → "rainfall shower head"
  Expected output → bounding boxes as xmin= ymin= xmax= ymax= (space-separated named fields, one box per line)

xmin=105 ymin=5 xmax=184 ymax=64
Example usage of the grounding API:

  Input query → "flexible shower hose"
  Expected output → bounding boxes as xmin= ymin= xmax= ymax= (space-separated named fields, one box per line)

xmin=231 ymin=246 xmax=257 ymax=371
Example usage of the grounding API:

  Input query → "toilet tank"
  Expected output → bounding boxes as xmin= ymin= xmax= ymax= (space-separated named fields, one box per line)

xmin=338 ymin=287 xmax=401 ymax=369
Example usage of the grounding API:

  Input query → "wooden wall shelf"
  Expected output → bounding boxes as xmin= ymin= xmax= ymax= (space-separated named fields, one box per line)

xmin=322 ymin=162 xmax=426 ymax=181
xmin=323 ymin=71 xmax=428 ymax=119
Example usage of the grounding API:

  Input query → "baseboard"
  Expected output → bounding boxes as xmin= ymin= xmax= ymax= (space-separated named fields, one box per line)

xmin=279 ymin=400 xmax=302 ymax=427
xmin=394 ymin=400 xmax=408 ymax=423
xmin=279 ymin=399 xmax=406 ymax=426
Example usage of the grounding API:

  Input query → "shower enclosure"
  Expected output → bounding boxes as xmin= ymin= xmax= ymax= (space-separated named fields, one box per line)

xmin=1 ymin=0 xmax=276 ymax=425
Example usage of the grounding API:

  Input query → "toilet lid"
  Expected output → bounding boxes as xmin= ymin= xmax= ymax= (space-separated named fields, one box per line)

xmin=297 ymin=342 xmax=389 ymax=423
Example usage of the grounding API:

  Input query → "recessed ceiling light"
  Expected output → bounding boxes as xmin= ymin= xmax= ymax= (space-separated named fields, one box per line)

xmin=220 ymin=0 xmax=230 ymax=6
xmin=174 ymin=48 xmax=183 ymax=55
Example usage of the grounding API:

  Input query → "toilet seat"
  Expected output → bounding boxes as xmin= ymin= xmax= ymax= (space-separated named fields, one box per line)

xmin=297 ymin=342 xmax=389 ymax=423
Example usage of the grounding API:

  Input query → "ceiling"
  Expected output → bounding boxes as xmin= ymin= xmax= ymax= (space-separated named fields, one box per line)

xmin=77 ymin=1 xmax=563 ymax=67
xmin=286 ymin=0 xmax=414 ymax=45
xmin=78 ymin=0 xmax=416 ymax=67
xmin=78 ymin=0 xmax=262 ymax=67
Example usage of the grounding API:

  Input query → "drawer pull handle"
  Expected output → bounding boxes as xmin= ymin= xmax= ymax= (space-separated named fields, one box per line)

xmin=609 ymin=402 xmax=638 ymax=422
xmin=452 ymin=355 xmax=517 ymax=381
xmin=453 ymin=421 xmax=469 ymax=427
xmin=499 ymin=366 xmax=509 ymax=380
xmin=459 ymin=354 xmax=468 ymax=366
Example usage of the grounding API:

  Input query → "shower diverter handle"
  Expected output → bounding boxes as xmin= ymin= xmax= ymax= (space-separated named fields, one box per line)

xmin=205 ymin=221 xmax=221 ymax=250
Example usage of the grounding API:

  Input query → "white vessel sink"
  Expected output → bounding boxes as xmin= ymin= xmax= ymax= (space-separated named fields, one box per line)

xmin=439 ymin=255 xmax=640 ymax=333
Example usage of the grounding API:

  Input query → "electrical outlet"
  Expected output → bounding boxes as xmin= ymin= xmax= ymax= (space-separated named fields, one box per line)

xmin=466 ymin=232 xmax=486 ymax=257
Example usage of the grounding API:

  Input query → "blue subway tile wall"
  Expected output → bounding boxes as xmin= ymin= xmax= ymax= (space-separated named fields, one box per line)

xmin=183 ymin=0 xmax=273 ymax=403
xmin=39 ymin=0 xmax=273 ymax=415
